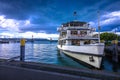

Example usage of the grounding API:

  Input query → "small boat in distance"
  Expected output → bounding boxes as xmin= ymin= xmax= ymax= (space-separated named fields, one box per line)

xmin=57 ymin=20 xmax=104 ymax=69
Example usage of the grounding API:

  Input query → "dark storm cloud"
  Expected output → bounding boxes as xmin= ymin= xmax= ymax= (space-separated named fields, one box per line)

xmin=101 ymin=24 xmax=120 ymax=31
xmin=19 ymin=25 xmax=57 ymax=33
xmin=0 ymin=0 xmax=120 ymax=33
xmin=103 ymin=1 xmax=120 ymax=12
xmin=0 ymin=0 xmax=54 ymax=20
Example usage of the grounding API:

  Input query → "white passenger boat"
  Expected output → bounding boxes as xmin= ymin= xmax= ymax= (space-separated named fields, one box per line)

xmin=57 ymin=20 xmax=104 ymax=69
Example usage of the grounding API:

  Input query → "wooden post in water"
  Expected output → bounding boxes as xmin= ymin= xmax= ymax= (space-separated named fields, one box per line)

xmin=112 ymin=40 xmax=118 ymax=63
xmin=112 ymin=40 xmax=118 ymax=72
xmin=20 ymin=38 xmax=25 ymax=61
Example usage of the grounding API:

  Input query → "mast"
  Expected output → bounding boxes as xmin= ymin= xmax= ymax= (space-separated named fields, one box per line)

xmin=97 ymin=11 xmax=100 ymax=43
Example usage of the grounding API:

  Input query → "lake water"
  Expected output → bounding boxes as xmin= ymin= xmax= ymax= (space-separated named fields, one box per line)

xmin=0 ymin=41 xmax=120 ymax=73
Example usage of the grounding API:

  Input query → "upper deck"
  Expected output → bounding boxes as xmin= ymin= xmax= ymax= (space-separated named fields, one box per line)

xmin=62 ymin=21 xmax=87 ymax=27
xmin=57 ymin=20 xmax=94 ymax=31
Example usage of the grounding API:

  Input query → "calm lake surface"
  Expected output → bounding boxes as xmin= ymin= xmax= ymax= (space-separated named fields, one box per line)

xmin=0 ymin=41 xmax=120 ymax=73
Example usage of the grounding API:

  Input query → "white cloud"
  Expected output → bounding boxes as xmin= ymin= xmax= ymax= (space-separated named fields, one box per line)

xmin=0 ymin=15 xmax=32 ymax=32
xmin=101 ymin=11 xmax=120 ymax=25
xmin=0 ymin=15 xmax=59 ymax=39
xmin=89 ymin=11 xmax=120 ymax=31
xmin=0 ymin=15 xmax=5 ymax=20
xmin=116 ymin=32 xmax=120 ymax=36
xmin=25 ymin=20 xmax=30 ymax=25
xmin=88 ymin=21 xmax=96 ymax=27
xmin=111 ymin=26 xmax=120 ymax=32
xmin=20 ymin=31 xmax=59 ymax=40
xmin=0 ymin=31 xmax=59 ymax=40
xmin=0 ymin=32 xmax=14 ymax=38
xmin=103 ymin=11 xmax=120 ymax=18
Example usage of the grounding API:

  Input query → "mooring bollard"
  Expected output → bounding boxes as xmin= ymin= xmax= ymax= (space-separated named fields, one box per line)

xmin=20 ymin=38 xmax=25 ymax=61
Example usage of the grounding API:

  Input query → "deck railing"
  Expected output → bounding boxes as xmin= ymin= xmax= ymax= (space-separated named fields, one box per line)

xmin=59 ymin=35 xmax=98 ymax=40
xmin=57 ymin=26 xmax=91 ymax=31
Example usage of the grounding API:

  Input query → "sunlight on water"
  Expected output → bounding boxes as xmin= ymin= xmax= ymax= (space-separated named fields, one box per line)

xmin=0 ymin=43 xmax=20 ymax=59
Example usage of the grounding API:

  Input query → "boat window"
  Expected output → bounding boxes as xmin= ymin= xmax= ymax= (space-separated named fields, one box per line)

xmin=80 ymin=30 xmax=87 ymax=36
xmin=71 ymin=30 xmax=78 ymax=35
xmin=61 ymin=32 xmax=66 ymax=37
xmin=84 ymin=40 xmax=91 ymax=44
xmin=71 ymin=40 xmax=80 ymax=46
xmin=62 ymin=32 xmax=66 ymax=35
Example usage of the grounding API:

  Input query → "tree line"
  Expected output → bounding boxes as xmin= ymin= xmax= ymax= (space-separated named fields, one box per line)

xmin=100 ymin=32 xmax=120 ymax=46
xmin=100 ymin=32 xmax=120 ymax=41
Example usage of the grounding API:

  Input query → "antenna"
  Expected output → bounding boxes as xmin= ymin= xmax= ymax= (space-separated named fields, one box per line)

xmin=97 ymin=11 xmax=100 ymax=43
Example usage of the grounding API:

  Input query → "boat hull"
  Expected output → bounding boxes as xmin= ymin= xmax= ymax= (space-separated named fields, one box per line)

xmin=57 ymin=44 xmax=104 ymax=68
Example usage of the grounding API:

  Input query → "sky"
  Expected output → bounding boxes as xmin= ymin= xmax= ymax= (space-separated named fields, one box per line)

xmin=0 ymin=0 xmax=120 ymax=39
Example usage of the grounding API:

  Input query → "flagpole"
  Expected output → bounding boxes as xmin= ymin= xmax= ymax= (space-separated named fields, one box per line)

xmin=98 ymin=11 xmax=100 ymax=43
